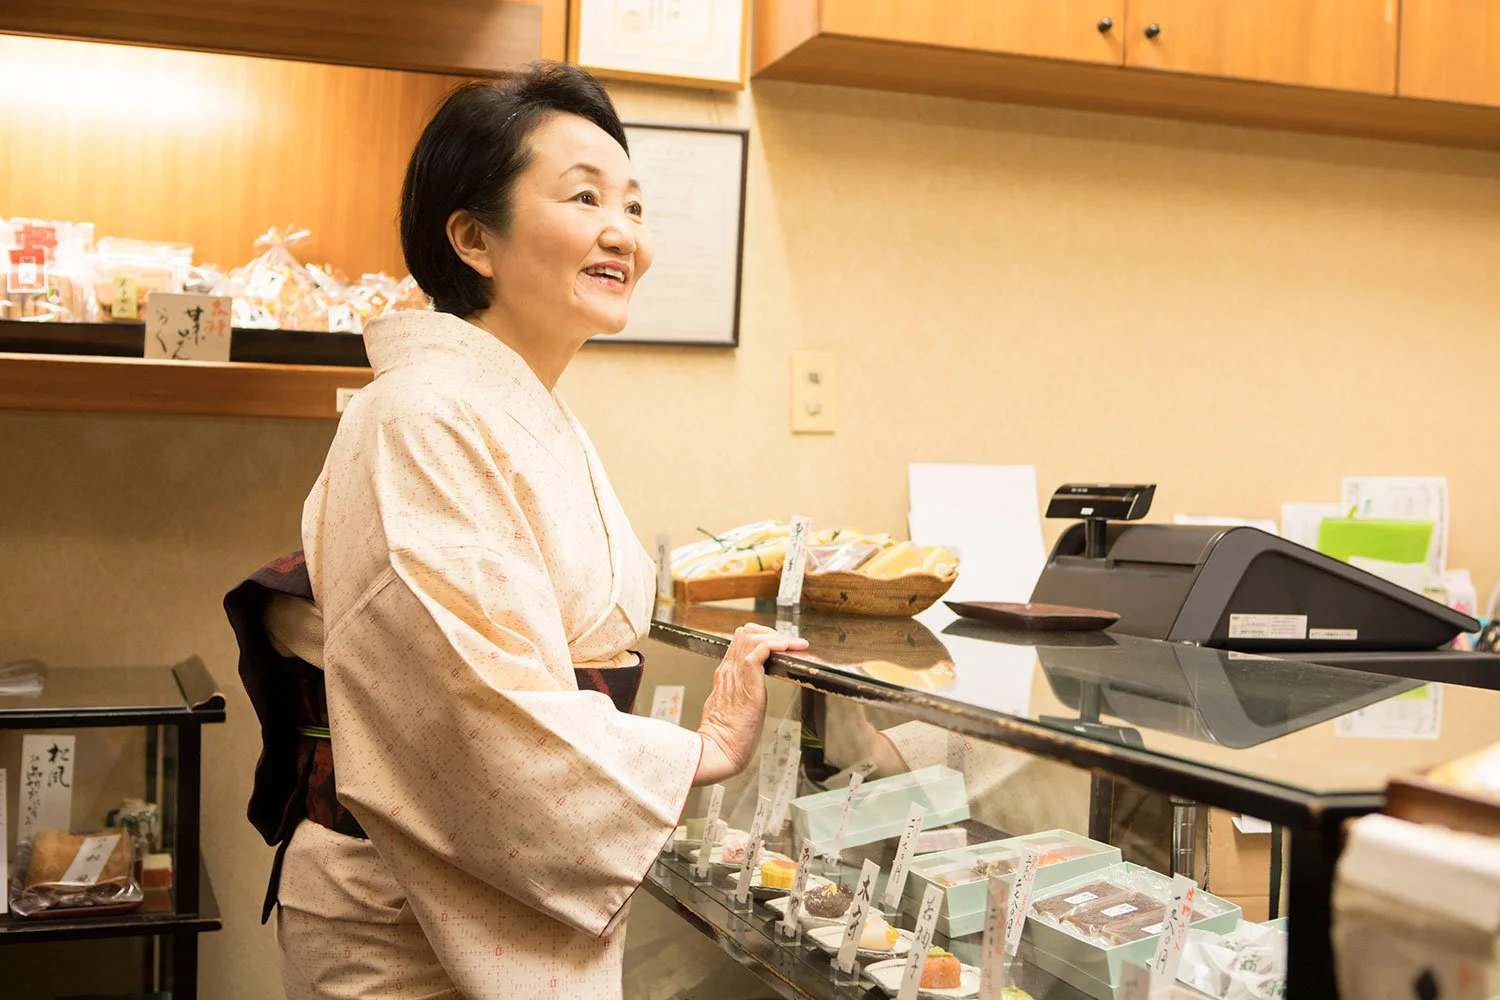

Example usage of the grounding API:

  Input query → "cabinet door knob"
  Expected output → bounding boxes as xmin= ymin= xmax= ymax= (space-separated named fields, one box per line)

xmin=1097 ymin=17 xmax=1114 ymax=32
xmin=1144 ymin=23 xmax=1161 ymax=39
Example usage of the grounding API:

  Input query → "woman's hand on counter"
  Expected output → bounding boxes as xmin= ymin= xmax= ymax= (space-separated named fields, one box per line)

xmin=693 ymin=624 xmax=808 ymax=787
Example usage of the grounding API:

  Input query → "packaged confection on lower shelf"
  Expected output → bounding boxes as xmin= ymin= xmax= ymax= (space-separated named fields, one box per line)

xmin=901 ymin=828 xmax=1121 ymax=938
xmin=790 ymin=764 xmax=969 ymax=852
xmin=9 ymin=827 xmax=144 ymax=919
xmin=1023 ymin=862 xmax=1241 ymax=1000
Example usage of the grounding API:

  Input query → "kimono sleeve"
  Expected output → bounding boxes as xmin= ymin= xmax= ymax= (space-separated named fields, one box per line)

xmin=320 ymin=403 xmax=702 ymax=937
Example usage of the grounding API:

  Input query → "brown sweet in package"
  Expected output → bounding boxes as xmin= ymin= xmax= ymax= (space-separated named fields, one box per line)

xmin=25 ymin=828 xmax=134 ymax=888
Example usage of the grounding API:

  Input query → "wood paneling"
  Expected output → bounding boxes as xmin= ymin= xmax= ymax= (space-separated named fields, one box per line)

xmin=752 ymin=0 xmax=823 ymax=73
xmin=0 ymin=0 xmax=544 ymax=76
xmin=1125 ymin=0 xmax=1398 ymax=94
xmin=751 ymin=31 xmax=1500 ymax=152
xmin=1400 ymin=0 xmax=1500 ymax=108
xmin=0 ymin=353 xmax=372 ymax=419
xmin=821 ymin=0 xmax=1126 ymax=66
xmin=0 ymin=35 xmax=464 ymax=279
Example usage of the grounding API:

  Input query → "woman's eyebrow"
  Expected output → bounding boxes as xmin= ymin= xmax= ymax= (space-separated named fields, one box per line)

xmin=561 ymin=162 xmax=642 ymax=192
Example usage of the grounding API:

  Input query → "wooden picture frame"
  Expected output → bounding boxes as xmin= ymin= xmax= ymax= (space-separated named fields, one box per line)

xmin=568 ymin=0 xmax=748 ymax=90
xmin=592 ymin=122 xmax=748 ymax=349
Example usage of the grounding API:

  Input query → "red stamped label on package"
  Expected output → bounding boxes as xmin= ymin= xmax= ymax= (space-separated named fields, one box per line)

xmin=19 ymin=223 xmax=58 ymax=256
xmin=7 ymin=248 xmax=46 ymax=292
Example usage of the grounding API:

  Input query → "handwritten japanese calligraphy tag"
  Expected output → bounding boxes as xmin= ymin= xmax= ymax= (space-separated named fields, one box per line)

xmin=898 ymin=883 xmax=945 ymax=1000
xmin=19 ymin=734 xmax=74 ymax=843
xmin=734 ymin=795 xmax=772 ymax=904
xmin=1004 ymin=846 xmax=1040 ymax=958
xmin=1149 ymin=874 xmax=1199 ymax=997
xmin=655 ymin=533 xmax=673 ymax=598
xmin=649 ymin=686 xmax=685 ymax=726
xmin=695 ymin=819 xmax=724 ymax=880
xmin=980 ymin=872 xmax=1006 ymax=996
xmin=782 ymin=839 xmax=816 ymax=933
xmin=835 ymin=859 xmax=881 ymax=973
xmin=110 ymin=275 xmax=138 ymax=319
xmin=694 ymin=784 xmax=725 ymax=878
xmin=882 ymin=802 xmax=926 ymax=910
xmin=776 ymin=515 xmax=811 ymax=607
xmin=144 ymin=293 xmax=232 ymax=361
xmin=768 ymin=720 xmax=801 ymax=833
xmin=827 ymin=770 xmax=864 ymax=864
xmin=59 ymin=834 xmax=122 ymax=886
xmin=0 ymin=768 xmax=8 ymax=914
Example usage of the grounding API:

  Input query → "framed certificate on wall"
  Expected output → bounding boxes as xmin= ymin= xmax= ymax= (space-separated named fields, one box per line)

xmin=569 ymin=0 xmax=748 ymax=90
xmin=595 ymin=122 xmax=747 ymax=348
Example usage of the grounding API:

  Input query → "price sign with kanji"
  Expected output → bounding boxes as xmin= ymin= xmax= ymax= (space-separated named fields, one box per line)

xmin=1149 ymin=874 xmax=1198 ymax=997
xmin=19 ymin=734 xmax=74 ymax=843
xmin=835 ymin=859 xmax=882 ymax=973
xmin=145 ymin=293 xmax=232 ymax=361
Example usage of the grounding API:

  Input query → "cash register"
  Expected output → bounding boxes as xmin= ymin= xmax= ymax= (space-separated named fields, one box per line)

xmin=1028 ymin=483 xmax=1496 ymax=687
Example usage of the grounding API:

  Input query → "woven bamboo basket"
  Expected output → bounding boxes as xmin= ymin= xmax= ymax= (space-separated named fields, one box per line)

xmin=801 ymin=570 xmax=958 ymax=617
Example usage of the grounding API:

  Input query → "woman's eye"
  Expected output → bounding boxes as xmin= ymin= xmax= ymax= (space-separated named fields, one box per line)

xmin=574 ymin=190 xmax=598 ymax=206
xmin=626 ymin=202 xmax=644 ymax=218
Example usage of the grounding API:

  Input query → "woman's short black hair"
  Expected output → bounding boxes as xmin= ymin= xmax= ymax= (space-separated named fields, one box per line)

xmin=400 ymin=61 xmax=628 ymax=317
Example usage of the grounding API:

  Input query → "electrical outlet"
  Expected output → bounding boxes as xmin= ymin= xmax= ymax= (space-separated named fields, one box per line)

xmin=790 ymin=351 xmax=836 ymax=434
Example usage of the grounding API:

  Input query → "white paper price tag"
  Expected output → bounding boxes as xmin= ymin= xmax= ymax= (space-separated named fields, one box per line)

xmin=782 ymin=840 xmax=816 ymax=933
xmin=145 ymin=293 xmax=232 ymax=362
xmin=898 ymin=883 xmax=945 ymax=1000
xmin=655 ymin=534 xmax=673 ymax=598
xmin=19 ymin=734 xmax=74 ymax=843
xmin=980 ymin=873 xmax=1006 ymax=997
xmin=776 ymin=515 xmax=812 ymax=607
xmin=649 ymin=685 xmax=685 ymax=726
xmin=696 ymin=819 xmax=724 ymax=879
xmin=1004 ymin=846 xmax=1040 ymax=957
xmin=59 ymin=834 xmax=121 ymax=886
xmin=836 ymin=859 xmax=882 ymax=973
xmin=734 ymin=796 xmax=772 ymax=904
xmin=1149 ymin=874 xmax=1199 ymax=997
xmin=826 ymin=770 xmax=864 ymax=863
xmin=882 ymin=803 xmax=926 ymax=910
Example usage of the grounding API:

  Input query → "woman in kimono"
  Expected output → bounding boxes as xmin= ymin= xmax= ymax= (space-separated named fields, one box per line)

xmin=278 ymin=63 xmax=807 ymax=999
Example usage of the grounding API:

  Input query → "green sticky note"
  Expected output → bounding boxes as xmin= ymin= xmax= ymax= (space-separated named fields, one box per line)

xmin=1316 ymin=518 xmax=1433 ymax=566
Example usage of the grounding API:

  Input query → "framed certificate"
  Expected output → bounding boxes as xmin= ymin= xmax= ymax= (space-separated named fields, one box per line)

xmin=569 ymin=0 xmax=748 ymax=90
xmin=594 ymin=123 xmax=748 ymax=348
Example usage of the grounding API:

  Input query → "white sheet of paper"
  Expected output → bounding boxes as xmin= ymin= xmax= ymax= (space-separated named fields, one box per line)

xmin=1335 ymin=684 xmax=1443 ymax=740
xmin=1342 ymin=476 xmax=1448 ymax=575
xmin=144 ymin=293 xmax=232 ymax=361
xmin=19 ymin=734 xmax=74 ymax=843
xmin=649 ymin=685 xmax=685 ymax=726
xmin=898 ymin=884 xmax=945 ymax=1000
xmin=59 ymin=834 xmax=121 ymax=886
xmin=1004 ymin=846 xmax=1040 ymax=957
xmin=1172 ymin=513 xmax=1279 ymax=535
xmin=836 ymin=859 xmax=882 ymax=973
xmin=908 ymin=464 xmax=1046 ymax=605
xmin=575 ymin=0 xmax=744 ymax=84
xmin=882 ymin=803 xmax=926 ymax=910
xmin=1149 ymin=874 xmax=1199 ymax=997
xmin=1280 ymin=502 xmax=1346 ymax=551
xmin=0 ymin=767 xmax=7 ymax=914
xmin=734 ymin=796 xmax=771 ymax=903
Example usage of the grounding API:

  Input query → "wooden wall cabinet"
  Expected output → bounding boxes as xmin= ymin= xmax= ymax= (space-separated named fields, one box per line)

xmin=817 ymin=0 xmax=1126 ymax=66
xmin=1123 ymin=0 xmax=1398 ymax=94
xmin=1399 ymin=0 xmax=1500 ymax=107
xmin=752 ymin=0 xmax=1500 ymax=152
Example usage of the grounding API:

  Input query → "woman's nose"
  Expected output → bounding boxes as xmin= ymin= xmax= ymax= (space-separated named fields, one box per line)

xmin=599 ymin=219 xmax=636 ymax=254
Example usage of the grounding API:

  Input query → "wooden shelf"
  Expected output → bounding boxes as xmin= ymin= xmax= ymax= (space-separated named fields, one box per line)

xmin=0 ymin=861 xmax=220 ymax=945
xmin=0 ymin=352 xmax=371 ymax=420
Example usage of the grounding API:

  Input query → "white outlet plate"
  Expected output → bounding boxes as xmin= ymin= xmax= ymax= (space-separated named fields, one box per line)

xmin=335 ymin=387 xmax=361 ymax=413
xmin=790 ymin=351 xmax=836 ymax=434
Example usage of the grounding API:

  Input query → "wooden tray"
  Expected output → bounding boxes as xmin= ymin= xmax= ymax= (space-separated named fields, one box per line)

xmin=945 ymin=600 xmax=1120 ymax=631
xmin=802 ymin=571 xmax=956 ymax=617
xmin=672 ymin=570 xmax=780 ymax=604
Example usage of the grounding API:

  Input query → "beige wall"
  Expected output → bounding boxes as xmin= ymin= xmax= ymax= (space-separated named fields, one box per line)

xmin=2 ymin=74 xmax=1499 ymax=998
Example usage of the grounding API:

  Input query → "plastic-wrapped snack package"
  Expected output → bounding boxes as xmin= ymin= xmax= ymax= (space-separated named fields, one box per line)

xmin=231 ymin=226 xmax=338 ymax=332
xmin=1031 ymin=880 xmax=1124 ymax=923
xmin=1179 ymin=922 xmax=1288 ymax=998
xmin=3 ymin=218 xmax=101 ymax=321
xmin=91 ymin=237 xmax=191 ymax=322
xmin=382 ymin=274 xmax=433 ymax=315
xmin=9 ymin=827 xmax=144 ymax=919
xmin=1031 ymin=866 xmax=1229 ymax=948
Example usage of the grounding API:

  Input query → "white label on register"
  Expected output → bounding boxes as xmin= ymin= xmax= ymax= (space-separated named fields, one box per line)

xmin=1310 ymin=628 xmax=1359 ymax=640
xmin=1228 ymin=614 xmax=1307 ymax=640
xmin=59 ymin=834 xmax=121 ymax=886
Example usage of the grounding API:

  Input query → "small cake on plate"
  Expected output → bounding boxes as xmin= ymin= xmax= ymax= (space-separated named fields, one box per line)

xmin=857 ymin=914 xmax=901 ymax=952
xmin=760 ymin=858 xmax=797 ymax=889
xmin=920 ymin=947 xmax=962 ymax=989
xmin=803 ymin=883 xmax=853 ymax=919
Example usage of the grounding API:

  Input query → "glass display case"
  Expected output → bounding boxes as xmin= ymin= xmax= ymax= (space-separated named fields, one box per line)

xmin=645 ymin=600 xmax=1499 ymax=1000
xmin=0 ymin=656 xmax=224 ymax=999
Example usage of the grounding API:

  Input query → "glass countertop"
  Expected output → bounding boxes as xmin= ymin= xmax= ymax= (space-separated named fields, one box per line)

xmin=651 ymin=601 xmax=1500 ymax=804
xmin=0 ymin=659 xmax=224 ymax=725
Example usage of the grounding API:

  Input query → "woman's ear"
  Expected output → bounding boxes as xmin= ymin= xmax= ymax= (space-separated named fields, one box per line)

xmin=446 ymin=210 xmax=494 ymax=278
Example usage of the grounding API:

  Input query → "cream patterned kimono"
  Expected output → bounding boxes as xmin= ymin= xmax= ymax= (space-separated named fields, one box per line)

xmin=279 ymin=311 xmax=702 ymax=1000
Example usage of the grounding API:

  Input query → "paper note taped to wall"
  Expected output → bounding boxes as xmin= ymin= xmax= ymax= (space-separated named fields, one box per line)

xmin=1335 ymin=684 xmax=1442 ymax=740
